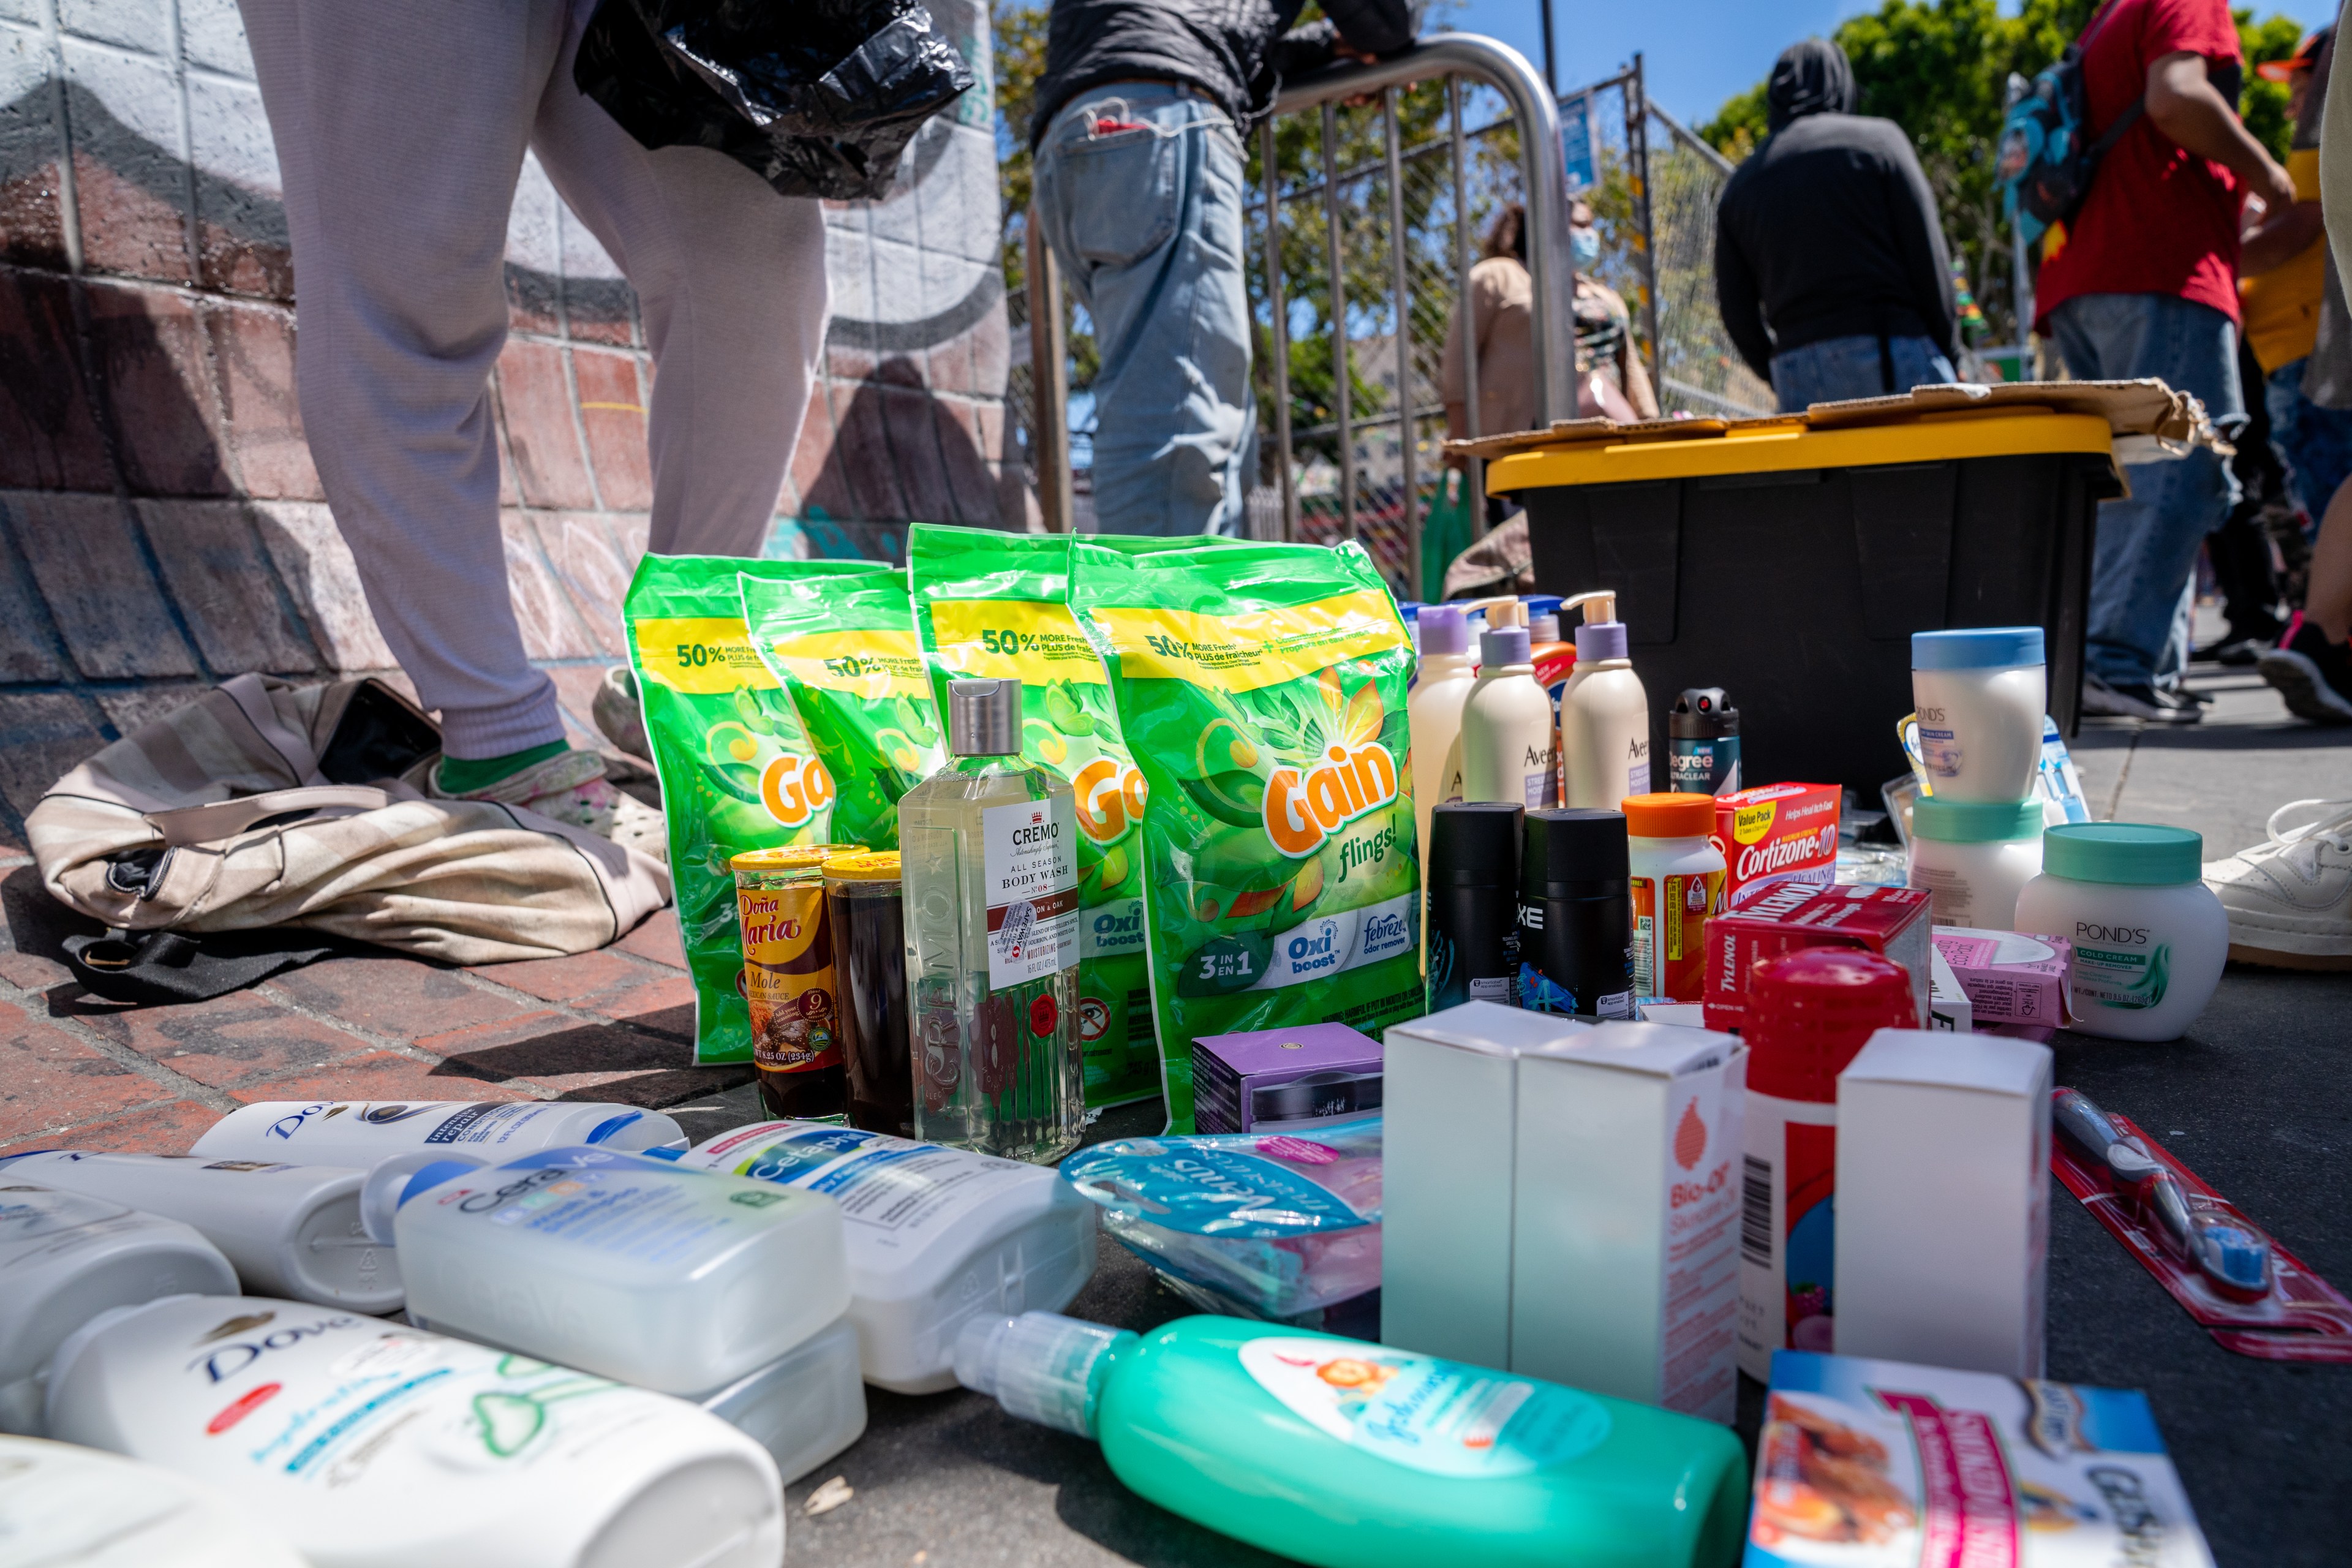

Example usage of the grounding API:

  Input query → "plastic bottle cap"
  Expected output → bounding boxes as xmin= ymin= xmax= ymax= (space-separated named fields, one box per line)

xmin=823 ymin=850 xmax=902 ymax=881
xmin=1430 ymin=802 xmax=1523 ymax=888
xmin=1521 ymin=807 xmax=1629 ymax=895
xmin=1910 ymin=796 xmax=2045 ymax=843
xmin=953 ymin=1310 xmax=1137 ymax=1439
xmin=1912 ymin=626 xmax=2046 ymax=670
xmin=1744 ymin=948 xmax=1918 ymax=1101
xmin=730 ymin=845 xmax=836 ymax=873
xmin=1574 ymin=619 xmax=1628 ymax=662
xmin=949 ymin=677 xmax=1021 ymax=756
xmin=1669 ymin=688 xmax=1739 ymax=739
xmin=1522 ymin=595 xmax=1564 ymax=623
xmin=358 ymin=1152 xmax=486 ymax=1246
xmin=1528 ymin=612 xmax=1561 ymax=643
xmin=2041 ymin=821 xmax=2202 ymax=885
xmin=1419 ymin=604 xmax=1468 ymax=656
xmin=1480 ymin=626 xmax=1531 ymax=666
xmin=1622 ymin=792 xmax=1715 ymax=839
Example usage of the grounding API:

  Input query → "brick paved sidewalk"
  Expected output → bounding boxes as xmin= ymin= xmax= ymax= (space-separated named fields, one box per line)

xmin=0 ymin=855 xmax=746 ymax=1158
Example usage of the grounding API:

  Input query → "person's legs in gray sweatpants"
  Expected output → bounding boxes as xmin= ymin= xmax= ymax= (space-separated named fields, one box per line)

xmin=239 ymin=0 xmax=828 ymax=760
xmin=1031 ymin=83 xmax=1254 ymax=537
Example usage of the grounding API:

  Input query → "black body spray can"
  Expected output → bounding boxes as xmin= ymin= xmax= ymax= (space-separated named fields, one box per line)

xmin=1427 ymin=802 xmax=1523 ymax=1011
xmin=1518 ymin=808 xmax=1635 ymax=1019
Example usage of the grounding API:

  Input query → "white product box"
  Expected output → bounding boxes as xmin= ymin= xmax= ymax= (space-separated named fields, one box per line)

xmin=1379 ymin=1003 xmax=1591 ymax=1367
xmin=1512 ymin=1020 xmax=1746 ymax=1423
xmin=1834 ymin=1028 xmax=2052 ymax=1377
xmin=1927 ymin=943 xmax=1972 ymax=1031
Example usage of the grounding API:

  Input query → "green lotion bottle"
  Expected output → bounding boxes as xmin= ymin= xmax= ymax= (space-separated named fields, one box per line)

xmin=955 ymin=1312 xmax=1748 ymax=1568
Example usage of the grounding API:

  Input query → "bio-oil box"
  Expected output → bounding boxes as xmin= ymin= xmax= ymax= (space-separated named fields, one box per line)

xmin=1835 ymin=1029 xmax=2053 ymax=1377
xmin=1712 ymin=783 xmax=1841 ymax=910
xmin=1511 ymin=1020 xmax=1745 ymax=1423
xmin=1379 ymin=1002 xmax=1589 ymax=1368
xmin=1703 ymin=884 xmax=1933 ymax=1035
xmin=1747 ymin=1351 xmax=2214 ymax=1567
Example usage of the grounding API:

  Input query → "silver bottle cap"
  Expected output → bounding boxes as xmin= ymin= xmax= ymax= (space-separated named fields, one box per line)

xmin=949 ymin=677 xmax=1021 ymax=756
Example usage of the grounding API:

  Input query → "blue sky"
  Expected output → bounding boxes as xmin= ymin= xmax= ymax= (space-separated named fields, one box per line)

xmin=1441 ymin=0 xmax=2341 ymax=124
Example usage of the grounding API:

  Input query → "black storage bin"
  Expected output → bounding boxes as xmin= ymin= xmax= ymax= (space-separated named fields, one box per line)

xmin=1489 ymin=410 xmax=2122 ymax=797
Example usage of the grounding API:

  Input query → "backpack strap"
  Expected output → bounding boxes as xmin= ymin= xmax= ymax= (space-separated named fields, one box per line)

xmin=143 ymin=785 xmax=390 ymax=847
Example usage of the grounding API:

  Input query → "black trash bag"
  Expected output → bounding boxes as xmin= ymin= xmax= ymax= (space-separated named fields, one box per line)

xmin=576 ymin=0 xmax=976 ymax=202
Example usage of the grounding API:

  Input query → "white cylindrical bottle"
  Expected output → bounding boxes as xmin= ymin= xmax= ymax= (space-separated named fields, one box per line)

xmin=0 ymin=1180 xmax=237 ymax=1436
xmin=1407 ymin=604 xmax=1477 ymax=854
xmin=1905 ymin=796 xmax=2045 ymax=930
xmin=2013 ymin=823 xmax=2228 ymax=1042
xmin=1623 ymin=793 xmax=1727 ymax=1003
xmin=1559 ymin=592 xmax=1652 ymax=810
xmin=1460 ymin=625 xmax=1559 ymax=809
xmin=191 ymin=1099 xmax=685 ymax=1167
xmin=1910 ymin=627 xmax=2046 ymax=801
xmin=45 ymin=1294 xmax=786 ymax=1568
xmin=0 ymin=1150 xmax=398 ymax=1313
xmin=676 ymin=1119 xmax=1098 ymax=1393
xmin=0 ymin=1434 xmax=311 ymax=1568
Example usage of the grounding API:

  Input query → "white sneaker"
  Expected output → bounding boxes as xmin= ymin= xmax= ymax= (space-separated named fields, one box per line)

xmin=430 ymin=747 xmax=668 ymax=864
xmin=592 ymin=665 xmax=651 ymax=758
xmin=2201 ymin=798 xmax=2352 ymax=970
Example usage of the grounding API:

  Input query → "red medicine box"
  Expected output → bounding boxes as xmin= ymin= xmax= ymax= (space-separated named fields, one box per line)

xmin=1710 ymin=783 xmax=1842 ymax=911
xmin=1702 ymin=883 xmax=1934 ymax=1034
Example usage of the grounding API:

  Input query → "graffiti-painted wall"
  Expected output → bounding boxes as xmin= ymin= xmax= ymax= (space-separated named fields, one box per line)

xmin=0 ymin=1 xmax=1016 ymax=840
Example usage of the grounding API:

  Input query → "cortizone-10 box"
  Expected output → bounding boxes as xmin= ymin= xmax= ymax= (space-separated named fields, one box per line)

xmin=1711 ymin=783 xmax=1842 ymax=911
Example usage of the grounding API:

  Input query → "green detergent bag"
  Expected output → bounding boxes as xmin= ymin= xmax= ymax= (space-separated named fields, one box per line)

xmin=957 ymin=1312 xmax=1750 ymax=1568
xmin=1069 ymin=539 xmax=1422 ymax=1131
xmin=624 ymin=552 xmax=887 ymax=1063
xmin=740 ymin=566 xmax=945 ymax=851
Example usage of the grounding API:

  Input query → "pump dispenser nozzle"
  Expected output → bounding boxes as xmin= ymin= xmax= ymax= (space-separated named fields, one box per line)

xmin=1564 ymin=590 xmax=1628 ymax=663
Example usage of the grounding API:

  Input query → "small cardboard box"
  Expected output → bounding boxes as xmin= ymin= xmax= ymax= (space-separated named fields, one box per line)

xmin=1932 ymin=926 xmax=2072 ymax=1041
xmin=1191 ymin=1023 xmax=1382 ymax=1135
xmin=1928 ymin=943 xmax=1972 ymax=1031
xmin=1746 ymin=1351 xmax=2215 ymax=1567
xmin=1512 ymin=1020 xmax=1746 ymax=1423
xmin=1380 ymin=1003 xmax=1589 ymax=1368
xmin=1712 ymin=783 xmax=1842 ymax=910
xmin=1835 ymin=1028 xmax=2053 ymax=1378
xmin=1703 ymin=884 xmax=1934 ymax=1035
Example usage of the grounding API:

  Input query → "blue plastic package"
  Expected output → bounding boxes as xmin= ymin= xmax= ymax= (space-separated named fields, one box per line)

xmin=1060 ymin=1119 xmax=1382 ymax=1318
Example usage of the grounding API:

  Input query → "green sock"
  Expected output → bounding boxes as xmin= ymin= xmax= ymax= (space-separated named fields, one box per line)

xmin=437 ymin=739 xmax=570 ymax=795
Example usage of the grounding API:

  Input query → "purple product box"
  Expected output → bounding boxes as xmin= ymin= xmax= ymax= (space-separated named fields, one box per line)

xmin=1190 ymin=1023 xmax=1384 ymax=1135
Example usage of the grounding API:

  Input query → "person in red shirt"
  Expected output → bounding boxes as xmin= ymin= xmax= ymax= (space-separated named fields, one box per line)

xmin=2035 ymin=0 xmax=2296 ymax=724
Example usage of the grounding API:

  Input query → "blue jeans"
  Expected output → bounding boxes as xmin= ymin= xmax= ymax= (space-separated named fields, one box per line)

xmin=2048 ymin=293 xmax=2245 ymax=688
xmin=2265 ymin=357 xmax=2352 ymax=520
xmin=1033 ymin=83 xmax=1253 ymax=536
xmin=1768 ymin=333 xmax=1956 ymax=413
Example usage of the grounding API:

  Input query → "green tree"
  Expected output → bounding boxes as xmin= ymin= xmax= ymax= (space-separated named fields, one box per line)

xmin=1695 ymin=1 xmax=2305 ymax=347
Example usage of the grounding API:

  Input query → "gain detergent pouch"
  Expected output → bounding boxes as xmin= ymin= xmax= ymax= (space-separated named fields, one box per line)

xmin=741 ymin=567 xmax=945 ymax=850
xmin=908 ymin=523 xmax=1165 ymax=1110
xmin=625 ymin=552 xmax=885 ymax=1063
xmin=1070 ymin=538 xmax=1421 ymax=1131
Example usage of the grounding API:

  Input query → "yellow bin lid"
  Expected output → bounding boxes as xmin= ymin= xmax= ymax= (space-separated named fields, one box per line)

xmin=1487 ymin=408 xmax=2114 ymax=493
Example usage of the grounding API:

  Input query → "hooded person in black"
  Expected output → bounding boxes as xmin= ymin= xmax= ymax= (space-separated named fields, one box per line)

xmin=1714 ymin=39 xmax=1959 ymax=411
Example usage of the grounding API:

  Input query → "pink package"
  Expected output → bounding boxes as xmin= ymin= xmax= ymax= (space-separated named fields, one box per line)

xmin=1930 ymin=927 xmax=2071 ymax=1041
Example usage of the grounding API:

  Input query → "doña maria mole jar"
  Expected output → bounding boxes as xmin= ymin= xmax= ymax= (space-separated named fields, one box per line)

xmin=733 ymin=845 xmax=845 ymax=1119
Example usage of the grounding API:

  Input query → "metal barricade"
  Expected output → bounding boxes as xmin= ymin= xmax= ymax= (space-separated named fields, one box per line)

xmin=1014 ymin=34 xmax=1772 ymax=592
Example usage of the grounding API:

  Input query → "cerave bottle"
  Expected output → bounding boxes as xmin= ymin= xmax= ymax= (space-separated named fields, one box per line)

xmin=678 ymin=1119 xmax=1096 ymax=1392
xmin=957 ymin=1311 xmax=1750 ymax=1568
xmin=382 ymin=1146 xmax=848 ymax=1395
xmin=0 ymin=1433 xmax=309 ymax=1568
xmin=191 ymin=1099 xmax=685 ymax=1167
xmin=0 ymin=1181 xmax=238 ymax=1436
xmin=44 ymin=1294 xmax=784 ymax=1568
xmin=0 ymin=1150 xmax=396 ymax=1313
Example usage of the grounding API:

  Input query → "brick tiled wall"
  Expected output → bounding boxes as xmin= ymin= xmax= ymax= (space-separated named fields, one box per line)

xmin=0 ymin=0 xmax=1023 ymax=846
